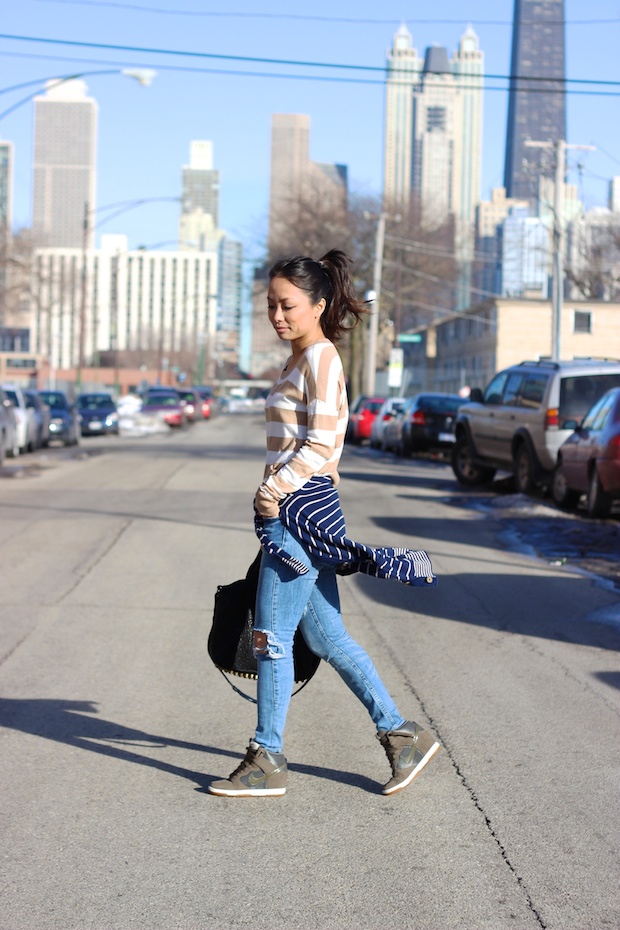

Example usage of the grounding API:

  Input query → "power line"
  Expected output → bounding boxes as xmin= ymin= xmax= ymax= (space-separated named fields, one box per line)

xmin=26 ymin=1 xmax=620 ymax=27
xmin=1 ymin=33 xmax=619 ymax=90
xmin=4 ymin=49 xmax=620 ymax=99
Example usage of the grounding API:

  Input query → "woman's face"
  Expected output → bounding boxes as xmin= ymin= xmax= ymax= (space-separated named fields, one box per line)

xmin=267 ymin=275 xmax=325 ymax=352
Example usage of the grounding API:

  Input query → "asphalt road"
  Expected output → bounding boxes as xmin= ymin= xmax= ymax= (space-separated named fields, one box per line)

xmin=0 ymin=417 xmax=618 ymax=930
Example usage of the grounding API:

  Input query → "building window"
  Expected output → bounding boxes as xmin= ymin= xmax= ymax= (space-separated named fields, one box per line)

xmin=427 ymin=106 xmax=446 ymax=131
xmin=573 ymin=309 xmax=592 ymax=334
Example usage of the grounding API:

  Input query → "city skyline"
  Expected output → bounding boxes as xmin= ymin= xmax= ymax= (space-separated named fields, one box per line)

xmin=0 ymin=1 xmax=618 ymax=260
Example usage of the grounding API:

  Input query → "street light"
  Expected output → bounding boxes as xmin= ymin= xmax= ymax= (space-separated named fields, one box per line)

xmin=0 ymin=69 xmax=156 ymax=121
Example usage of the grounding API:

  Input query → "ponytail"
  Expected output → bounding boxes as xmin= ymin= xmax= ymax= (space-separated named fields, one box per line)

xmin=269 ymin=249 xmax=368 ymax=343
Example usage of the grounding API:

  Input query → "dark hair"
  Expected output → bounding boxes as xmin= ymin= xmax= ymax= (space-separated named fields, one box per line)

xmin=268 ymin=249 xmax=368 ymax=343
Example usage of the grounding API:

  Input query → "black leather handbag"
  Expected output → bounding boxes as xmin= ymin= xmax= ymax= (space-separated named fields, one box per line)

xmin=208 ymin=551 xmax=320 ymax=702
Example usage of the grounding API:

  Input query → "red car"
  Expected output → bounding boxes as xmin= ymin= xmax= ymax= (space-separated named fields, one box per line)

xmin=141 ymin=390 xmax=187 ymax=428
xmin=175 ymin=388 xmax=202 ymax=422
xmin=552 ymin=387 xmax=620 ymax=517
xmin=347 ymin=396 xmax=386 ymax=444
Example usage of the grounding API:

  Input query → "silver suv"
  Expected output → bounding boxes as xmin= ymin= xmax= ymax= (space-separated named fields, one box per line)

xmin=451 ymin=359 xmax=620 ymax=493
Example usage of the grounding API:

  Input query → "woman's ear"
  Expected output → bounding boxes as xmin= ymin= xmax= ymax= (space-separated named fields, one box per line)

xmin=316 ymin=298 xmax=326 ymax=317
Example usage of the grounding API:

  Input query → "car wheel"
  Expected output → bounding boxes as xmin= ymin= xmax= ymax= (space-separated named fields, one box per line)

xmin=551 ymin=463 xmax=580 ymax=509
xmin=514 ymin=444 xmax=536 ymax=495
xmin=587 ymin=466 xmax=612 ymax=518
xmin=7 ymin=432 xmax=19 ymax=458
xmin=451 ymin=435 xmax=495 ymax=487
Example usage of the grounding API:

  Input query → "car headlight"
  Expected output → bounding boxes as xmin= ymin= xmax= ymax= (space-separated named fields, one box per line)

xmin=105 ymin=413 xmax=118 ymax=426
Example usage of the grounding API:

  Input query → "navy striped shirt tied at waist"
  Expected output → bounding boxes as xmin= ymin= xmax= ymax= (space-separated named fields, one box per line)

xmin=254 ymin=475 xmax=437 ymax=588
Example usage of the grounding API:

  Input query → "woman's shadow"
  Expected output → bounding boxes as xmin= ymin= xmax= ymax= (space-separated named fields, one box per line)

xmin=0 ymin=697 xmax=378 ymax=793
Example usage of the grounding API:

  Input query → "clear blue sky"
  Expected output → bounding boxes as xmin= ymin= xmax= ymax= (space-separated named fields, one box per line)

xmin=1 ymin=0 xmax=619 ymax=266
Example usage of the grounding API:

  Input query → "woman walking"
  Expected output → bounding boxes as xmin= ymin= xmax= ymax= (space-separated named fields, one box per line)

xmin=208 ymin=250 xmax=440 ymax=798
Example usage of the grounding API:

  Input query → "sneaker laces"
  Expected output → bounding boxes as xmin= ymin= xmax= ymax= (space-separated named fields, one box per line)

xmin=227 ymin=743 xmax=260 ymax=780
xmin=378 ymin=732 xmax=408 ymax=771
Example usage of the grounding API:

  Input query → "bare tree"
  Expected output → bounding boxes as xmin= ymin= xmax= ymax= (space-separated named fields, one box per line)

xmin=381 ymin=200 xmax=459 ymax=335
xmin=566 ymin=220 xmax=620 ymax=301
xmin=0 ymin=228 xmax=40 ymax=327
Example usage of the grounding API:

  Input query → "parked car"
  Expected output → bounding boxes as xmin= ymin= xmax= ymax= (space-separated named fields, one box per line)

xmin=0 ymin=386 xmax=20 ymax=463
xmin=76 ymin=392 xmax=119 ymax=436
xmin=38 ymin=390 xmax=81 ymax=446
xmin=369 ymin=398 xmax=406 ymax=449
xmin=1 ymin=383 xmax=37 ymax=453
xmin=141 ymin=389 xmax=187 ymax=428
xmin=386 ymin=393 xmax=462 ymax=456
xmin=551 ymin=387 xmax=620 ymax=517
xmin=451 ymin=359 xmax=620 ymax=493
xmin=347 ymin=396 xmax=386 ymax=444
xmin=23 ymin=390 xmax=50 ymax=448
xmin=174 ymin=388 xmax=202 ymax=422
xmin=195 ymin=385 xmax=219 ymax=419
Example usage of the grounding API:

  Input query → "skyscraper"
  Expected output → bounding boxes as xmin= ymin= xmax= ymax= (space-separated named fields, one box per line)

xmin=268 ymin=114 xmax=310 ymax=250
xmin=32 ymin=79 xmax=97 ymax=248
xmin=504 ymin=0 xmax=566 ymax=202
xmin=383 ymin=26 xmax=483 ymax=239
xmin=179 ymin=140 xmax=220 ymax=249
xmin=383 ymin=24 xmax=421 ymax=211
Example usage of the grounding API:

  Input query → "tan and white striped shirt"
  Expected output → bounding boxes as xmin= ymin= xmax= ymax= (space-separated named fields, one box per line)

xmin=255 ymin=340 xmax=348 ymax=517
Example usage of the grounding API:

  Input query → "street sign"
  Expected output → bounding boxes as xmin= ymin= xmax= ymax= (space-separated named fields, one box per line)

xmin=397 ymin=333 xmax=422 ymax=343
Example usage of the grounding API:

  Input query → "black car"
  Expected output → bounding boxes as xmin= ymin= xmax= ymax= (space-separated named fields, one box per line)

xmin=397 ymin=392 xmax=462 ymax=456
xmin=76 ymin=392 xmax=119 ymax=436
xmin=38 ymin=390 xmax=81 ymax=446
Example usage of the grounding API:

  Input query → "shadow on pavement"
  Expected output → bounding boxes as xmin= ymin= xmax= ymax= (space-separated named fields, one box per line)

xmin=351 ymin=571 xmax=620 ymax=652
xmin=0 ymin=698 xmax=381 ymax=794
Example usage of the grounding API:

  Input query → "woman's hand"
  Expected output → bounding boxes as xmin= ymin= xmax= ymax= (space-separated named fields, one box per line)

xmin=254 ymin=484 xmax=281 ymax=518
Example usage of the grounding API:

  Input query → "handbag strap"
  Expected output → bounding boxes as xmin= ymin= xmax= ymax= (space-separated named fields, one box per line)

xmin=217 ymin=668 xmax=314 ymax=704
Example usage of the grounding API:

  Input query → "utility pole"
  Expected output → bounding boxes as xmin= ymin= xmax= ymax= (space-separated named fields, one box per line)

xmin=364 ymin=211 xmax=388 ymax=396
xmin=525 ymin=139 xmax=595 ymax=360
xmin=76 ymin=200 xmax=90 ymax=392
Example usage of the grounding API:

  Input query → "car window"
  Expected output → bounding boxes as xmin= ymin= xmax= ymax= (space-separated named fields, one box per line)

xmin=559 ymin=374 xmax=620 ymax=422
xmin=502 ymin=373 xmax=524 ymax=406
xmin=420 ymin=395 xmax=462 ymax=413
xmin=582 ymin=393 xmax=615 ymax=431
xmin=78 ymin=395 xmax=114 ymax=409
xmin=39 ymin=392 xmax=68 ymax=410
xmin=363 ymin=401 xmax=384 ymax=415
xmin=483 ymin=372 xmax=509 ymax=405
xmin=4 ymin=389 xmax=18 ymax=405
xmin=517 ymin=374 xmax=547 ymax=409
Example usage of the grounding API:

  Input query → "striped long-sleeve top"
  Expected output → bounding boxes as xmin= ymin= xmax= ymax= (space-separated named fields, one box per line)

xmin=254 ymin=340 xmax=348 ymax=518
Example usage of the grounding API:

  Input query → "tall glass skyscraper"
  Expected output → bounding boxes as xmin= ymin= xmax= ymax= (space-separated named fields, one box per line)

xmin=504 ymin=0 xmax=566 ymax=201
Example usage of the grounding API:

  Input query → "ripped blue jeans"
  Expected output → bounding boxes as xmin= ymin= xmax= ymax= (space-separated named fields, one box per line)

xmin=254 ymin=517 xmax=405 ymax=753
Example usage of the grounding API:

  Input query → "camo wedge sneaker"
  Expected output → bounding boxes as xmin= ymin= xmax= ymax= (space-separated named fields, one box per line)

xmin=208 ymin=741 xmax=288 ymax=797
xmin=377 ymin=720 xmax=441 ymax=795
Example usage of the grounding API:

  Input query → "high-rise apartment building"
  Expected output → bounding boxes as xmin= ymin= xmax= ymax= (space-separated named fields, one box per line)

xmin=383 ymin=24 xmax=421 ymax=210
xmin=504 ymin=0 xmax=566 ymax=202
xmin=31 ymin=237 xmax=218 ymax=371
xmin=179 ymin=140 xmax=220 ymax=249
xmin=410 ymin=31 xmax=483 ymax=235
xmin=268 ymin=114 xmax=310 ymax=249
xmin=383 ymin=25 xmax=483 ymax=243
xmin=32 ymin=79 xmax=97 ymax=248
